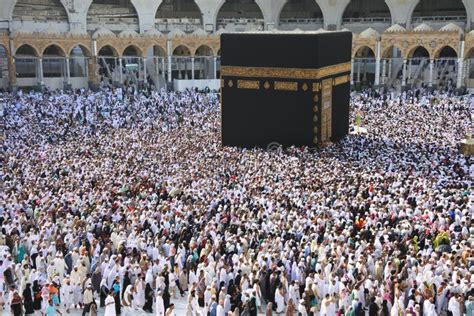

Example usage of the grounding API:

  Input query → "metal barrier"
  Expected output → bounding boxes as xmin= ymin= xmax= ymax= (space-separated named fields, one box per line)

xmin=412 ymin=16 xmax=467 ymax=23
xmin=43 ymin=57 xmax=64 ymax=78
xmin=15 ymin=58 xmax=37 ymax=78
xmin=342 ymin=17 xmax=391 ymax=23
xmin=279 ymin=18 xmax=324 ymax=24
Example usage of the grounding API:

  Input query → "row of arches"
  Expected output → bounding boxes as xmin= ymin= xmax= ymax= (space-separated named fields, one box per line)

xmin=10 ymin=0 xmax=469 ymax=31
xmin=354 ymin=45 xmax=461 ymax=60
xmin=5 ymin=42 xmax=220 ymax=85
xmin=352 ymin=44 xmax=474 ymax=90
xmin=3 ymin=40 xmax=474 ymax=90
xmin=11 ymin=43 xmax=219 ymax=58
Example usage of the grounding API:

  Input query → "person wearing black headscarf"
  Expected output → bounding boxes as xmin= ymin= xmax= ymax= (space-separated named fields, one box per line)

xmin=355 ymin=302 xmax=365 ymax=316
xmin=100 ymin=280 xmax=109 ymax=308
xmin=369 ymin=297 xmax=379 ymax=316
xmin=143 ymin=283 xmax=154 ymax=313
xmin=32 ymin=280 xmax=42 ymax=311
xmin=23 ymin=283 xmax=35 ymax=315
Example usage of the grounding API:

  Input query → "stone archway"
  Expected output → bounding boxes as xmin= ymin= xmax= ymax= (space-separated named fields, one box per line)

xmin=278 ymin=0 xmax=323 ymax=31
xmin=434 ymin=45 xmax=458 ymax=89
xmin=407 ymin=46 xmax=430 ymax=87
xmin=42 ymin=44 xmax=66 ymax=78
xmin=97 ymin=45 xmax=120 ymax=87
xmin=381 ymin=45 xmax=404 ymax=88
xmin=411 ymin=0 xmax=467 ymax=28
xmin=146 ymin=45 xmax=167 ymax=88
xmin=69 ymin=45 xmax=91 ymax=78
xmin=353 ymin=46 xmax=375 ymax=87
xmin=194 ymin=45 xmax=214 ymax=79
xmin=0 ymin=45 xmax=9 ymax=89
xmin=87 ymin=0 xmax=140 ymax=32
xmin=12 ymin=0 xmax=69 ymax=33
xmin=172 ymin=44 xmax=192 ymax=80
xmin=156 ymin=0 xmax=203 ymax=33
xmin=466 ymin=48 xmax=474 ymax=89
xmin=122 ymin=45 xmax=144 ymax=86
xmin=343 ymin=0 xmax=391 ymax=32
xmin=216 ymin=0 xmax=264 ymax=32
xmin=15 ymin=44 xmax=39 ymax=79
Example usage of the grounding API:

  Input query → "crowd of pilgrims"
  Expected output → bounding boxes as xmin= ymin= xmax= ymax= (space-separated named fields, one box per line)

xmin=0 ymin=87 xmax=473 ymax=316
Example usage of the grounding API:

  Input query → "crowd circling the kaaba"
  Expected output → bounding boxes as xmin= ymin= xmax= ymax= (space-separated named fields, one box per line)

xmin=0 ymin=86 xmax=473 ymax=316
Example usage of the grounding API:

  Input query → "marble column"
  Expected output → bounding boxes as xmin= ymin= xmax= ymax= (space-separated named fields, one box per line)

xmin=428 ymin=59 xmax=434 ymax=87
xmin=143 ymin=57 xmax=147 ymax=83
xmin=456 ymin=40 xmax=465 ymax=89
xmin=38 ymin=58 xmax=44 ymax=86
xmin=350 ymin=58 xmax=354 ymax=85
xmin=407 ymin=60 xmax=412 ymax=84
xmin=388 ymin=59 xmax=392 ymax=82
xmin=213 ymin=56 xmax=217 ymax=79
xmin=8 ymin=56 xmax=17 ymax=87
xmin=401 ymin=59 xmax=407 ymax=86
xmin=381 ymin=59 xmax=387 ymax=85
xmin=167 ymin=55 xmax=172 ymax=82
xmin=356 ymin=60 xmax=361 ymax=83
xmin=118 ymin=58 xmax=123 ymax=85
xmin=65 ymin=57 xmax=70 ymax=89
xmin=374 ymin=41 xmax=381 ymax=86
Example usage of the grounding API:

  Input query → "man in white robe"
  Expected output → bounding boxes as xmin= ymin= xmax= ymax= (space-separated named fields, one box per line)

xmin=62 ymin=277 xmax=74 ymax=313
xmin=275 ymin=287 xmax=286 ymax=315
xmin=448 ymin=294 xmax=461 ymax=316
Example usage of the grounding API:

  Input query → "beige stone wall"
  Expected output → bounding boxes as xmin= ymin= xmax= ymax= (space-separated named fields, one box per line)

xmin=378 ymin=31 xmax=460 ymax=59
xmin=171 ymin=35 xmax=220 ymax=56
xmin=7 ymin=31 xmax=466 ymax=59
xmin=95 ymin=36 xmax=167 ymax=57
xmin=11 ymin=33 xmax=92 ymax=57
xmin=466 ymin=33 xmax=474 ymax=58
xmin=4 ymin=30 xmax=473 ymax=88
xmin=0 ymin=33 xmax=10 ymax=57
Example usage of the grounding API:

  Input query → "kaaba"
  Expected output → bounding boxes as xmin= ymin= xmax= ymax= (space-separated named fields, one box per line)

xmin=220 ymin=31 xmax=352 ymax=148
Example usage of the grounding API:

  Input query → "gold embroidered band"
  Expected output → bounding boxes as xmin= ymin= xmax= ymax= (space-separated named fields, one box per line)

xmin=333 ymin=75 xmax=350 ymax=86
xmin=237 ymin=80 xmax=260 ymax=89
xmin=221 ymin=62 xmax=351 ymax=80
xmin=274 ymin=81 xmax=298 ymax=91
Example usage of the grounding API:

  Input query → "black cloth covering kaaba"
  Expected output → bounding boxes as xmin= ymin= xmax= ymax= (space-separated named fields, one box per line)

xmin=220 ymin=31 xmax=352 ymax=148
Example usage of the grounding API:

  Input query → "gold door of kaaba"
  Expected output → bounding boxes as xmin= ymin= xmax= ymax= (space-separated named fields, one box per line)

xmin=321 ymin=79 xmax=333 ymax=143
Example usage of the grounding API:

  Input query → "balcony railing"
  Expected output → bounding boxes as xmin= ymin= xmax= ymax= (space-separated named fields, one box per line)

xmin=217 ymin=18 xmax=264 ymax=26
xmin=155 ymin=19 xmax=202 ymax=33
xmin=279 ymin=18 xmax=324 ymax=24
xmin=342 ymin=17 xmax=391 ymax=23
xmin=412 ymin=15 xmax=466 ymax=23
